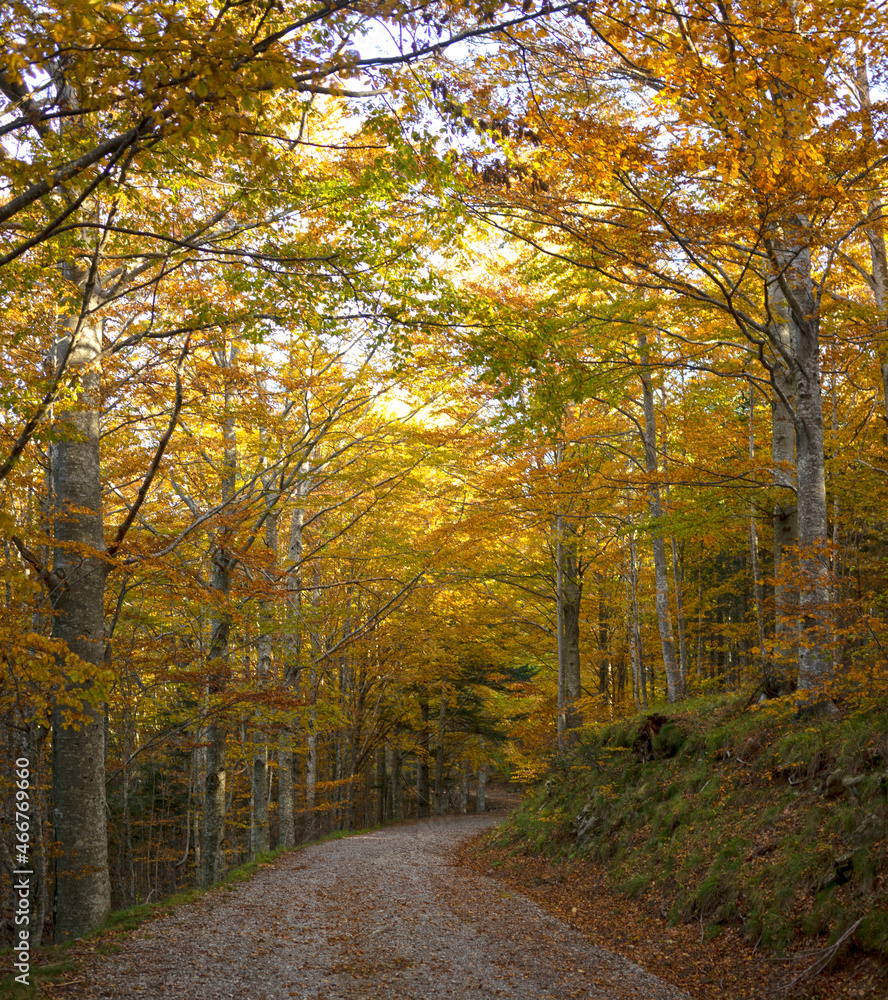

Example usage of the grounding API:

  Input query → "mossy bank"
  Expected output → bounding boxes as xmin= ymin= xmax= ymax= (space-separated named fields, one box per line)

xmin=495 ymin=694 xmax=888 ymax=961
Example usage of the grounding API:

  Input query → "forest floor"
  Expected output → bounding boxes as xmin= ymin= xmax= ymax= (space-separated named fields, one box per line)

xmin=67 ymin=805 xmax=692 ymax=1000
xmin=457 ymin=833 xmax=888 ymax=1000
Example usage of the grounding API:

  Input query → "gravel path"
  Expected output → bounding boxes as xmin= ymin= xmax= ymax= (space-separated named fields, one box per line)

xmin=86 ymin=815 xmax=694 ymax=1000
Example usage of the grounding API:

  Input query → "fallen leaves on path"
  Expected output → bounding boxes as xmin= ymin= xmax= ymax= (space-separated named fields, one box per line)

xmin=455 ymin=836 xmax=888 ymax=1000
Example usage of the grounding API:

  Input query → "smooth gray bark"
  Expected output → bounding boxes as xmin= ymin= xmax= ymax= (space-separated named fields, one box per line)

xmin=28 ymin=507 xmax=51 ymax=944
xmin=278 ymin=501 xmax=305 ymax=848
xmin=375 ymin=746 xmax=387 ymax=824
xmin=304 ymin=556 xmax=321 ymax=838
xmin=768 ymin=277 xmax=799 ymax=670
xmin=627 ymin=535 xmax=647 ymax=710
xmin=638 ymin=332 xmax=682 ymax=700
xmin=597 ymin=586 xmax=610 ymax=697
xmin=748 ymin=388 xmax=767 ymax=657
xmin=476 ymin=764 xmax=487 ymax=814
xmin=434 ymin=691 xmax=447 ymax=814
xmin=277 ymin=746 xmax=294 ymax=847
xmin=561 ymin=521 xmax=582 ymax=733
xmin=660 ymin=390 xmax=689 ymax=691
xmin=670 ymin=537 xmax=689 ymax=687
xmin=50 ymin=314 xmax=112 ymax=941
xmin=417 ymin=691 xmax=430 ymax=818
xmin=304 ymin=720 xmax=318 ymax=837
xmin=17 ymin=726 xmax=47 ymax=947
xmin=759 ymin=49 xmax=831 ymax=691
xmin=252 ymin=645 xmax=272 ymax=858
xmin=201 ymin=631 xmax=230 ymax=887
xmin=556 ymin=518 xmax=565 ymax=737
xmin=390 ymin=744 xmax=403 ymax=820
xmin=768 ymin=224 xmax=831 ymax=690
xmin=201 ymin=344 xmax=237 ymax=887
xmin=250 ymin=502 xmax=276 ymax=858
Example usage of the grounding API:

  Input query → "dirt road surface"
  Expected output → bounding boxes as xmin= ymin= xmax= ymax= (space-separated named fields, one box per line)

xmin=86 ymin=815 xmax=694 ymax=1000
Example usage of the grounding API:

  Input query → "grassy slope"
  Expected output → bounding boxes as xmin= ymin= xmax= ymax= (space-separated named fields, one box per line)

xmin=496 ymin=694 xmax=888 ymax=965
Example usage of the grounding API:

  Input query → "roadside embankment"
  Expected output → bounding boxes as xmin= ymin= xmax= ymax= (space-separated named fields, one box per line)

xmin=460 ymin=694 xmax=888 ymax=1000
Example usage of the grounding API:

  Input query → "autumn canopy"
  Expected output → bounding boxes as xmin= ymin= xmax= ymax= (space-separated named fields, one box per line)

xmin=1 ymin=0 xmax=887 ymax=944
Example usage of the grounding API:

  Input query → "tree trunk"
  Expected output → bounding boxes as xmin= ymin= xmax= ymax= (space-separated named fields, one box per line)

xmin=561 ymin=519 xmax=582 ymax=734
xmin=555 ymin=511 xmax=582 ymax=738
xmin=769 ymin=223 xmax=831 ymax=690
xmin=748 ymin=387 xmax=767 ymax=660
xmin=278 ymin=497 xmax=305 ymax=849
xmin=375 ymin=746 xmax=387 ymax=825
xmin=434 ymin=690 xmax=447 ymax=814
xmin=343 ymin=660 xmax=359 ymax=831
xmin=50 ymin=312 xmax=112 ymax=941
xmin=28 ymin=487 xmax=51 ymax=943
xmin=200 ymin=343 xmax=237 ymax=887
xmin=670 ymin=537 xmax=689 ymax=690
xmin=17 ymin=725 xmax=48 ymax=947
xmin=250 ymin=500 xmax=277 ymax=858
xmin=638 ymin=331 xmax=682 ymax=700
xmin=304 ymin=716 xmax=317 ymax=838
xmin=598 ymin=588 xmax=609 ymax=698
xmin=628 ymin=535 xmax=647 ymax=710
xmin=556 ymin=514 xmax=565 ymax=738
xmin=792 ymin=326 xmax=831 ymax=689
xmin=277 ymin=746 xmax=294 ymax=848
xmin=304 ymin=555 xmax=321 ymax=839
xmin=250 ymin=741 xmax=270 ymax=856
xmin=660 ymin=389 xmax=689 ymax=693
xmin=417 ymin=690 xmax=430 ymax=818
xmin=769 ymin=276 xmax=799 ymax=676
xmin=201 ymin=655 xmax=229 ymax=886
xmin=390 ymin=745 xmax=403 ymax=821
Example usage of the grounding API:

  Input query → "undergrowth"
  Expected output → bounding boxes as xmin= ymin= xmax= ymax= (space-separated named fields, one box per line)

xmin=497 ymin=693 xmax=888 ymax=959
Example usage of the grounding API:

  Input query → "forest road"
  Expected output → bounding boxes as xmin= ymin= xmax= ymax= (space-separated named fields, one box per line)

xmin=86 ymin=814 xmax=693 ymax=1000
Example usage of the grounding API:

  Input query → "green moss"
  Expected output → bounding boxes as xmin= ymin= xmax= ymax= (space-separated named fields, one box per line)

xmin=858 ymin=908 xmax=888 ymax=956
xmin=607 ymin=724 xmax=635 ymax=749
xmin=704 ymin=727 xmax=730 ymax=754
xmin=621 ymin=873 xmax=651 ymax=898
xmin=652 ymin=723 xmax=686 ymax=758
xmin=501 ymin=695 xmax=888 ymax=960
xmin=761 ymin=911 xmax=793 ymax=951
xmin=0 ymin=959 xmax=77 ymax=999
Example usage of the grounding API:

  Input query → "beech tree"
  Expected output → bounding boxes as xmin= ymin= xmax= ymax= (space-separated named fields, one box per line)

xmin=421 ymin=0 xmax=888 ymax=697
